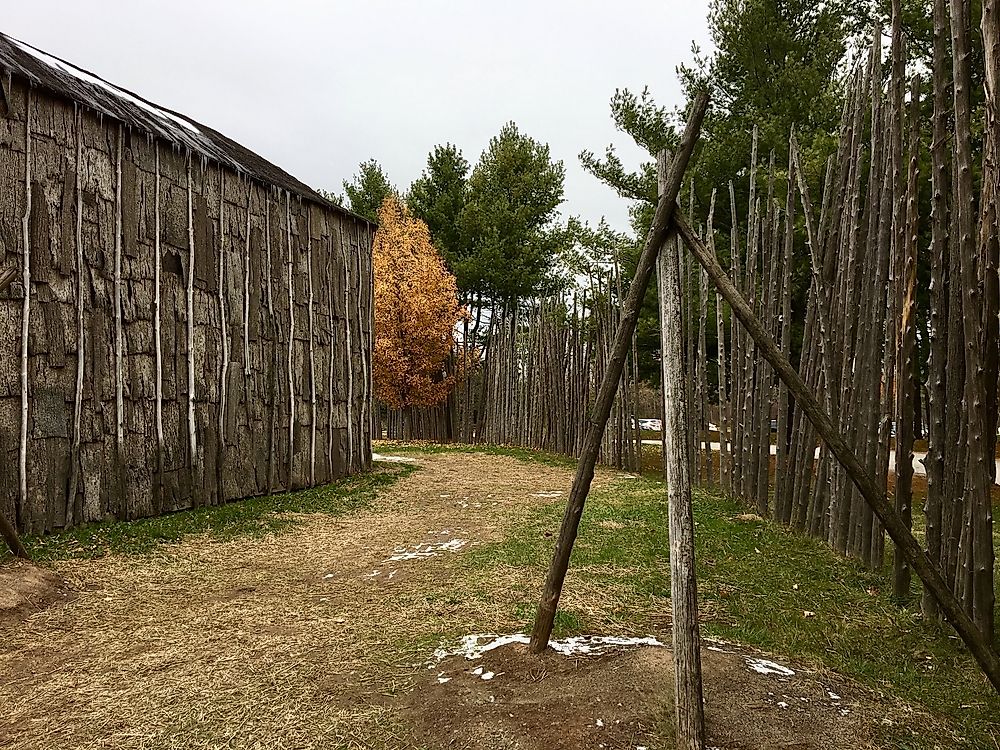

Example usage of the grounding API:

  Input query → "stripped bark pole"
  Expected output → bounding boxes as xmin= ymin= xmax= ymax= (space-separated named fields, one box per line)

xmin=286 ymin=193 xmax=296 ymax=487
xmin=186 ymin=156 xmax=198 ymax=504
xmin=264 ymin=196 xmax=277 ymax=495
xmin=218 ymin=169 xmax=230 ymax=503
xmin=19 ymin=88 xmax=31 ymax=526
xmin=529 ymin=91 xmax=709 ymax=653
xmin=326 ymin=233 xmax=336 ymax=477
xmin=341 ymin=228 xmax=355 ymax=471
xmin=114 ymin=125 xmax=125 ymax=453
xmin=307 ymin=210 xmax=317 ymax=486
xmin=153 ymin=145 xmax=164 ymax=515
xmin=673 ymin=211 xmax=1000 ymax=694
xmin=243 ymin=183 xmax=252 ymax=378
xmin=658 ymin=152 xmax=706 ymax=750
xmin=67 ymin=106 xmax=85 ymax=524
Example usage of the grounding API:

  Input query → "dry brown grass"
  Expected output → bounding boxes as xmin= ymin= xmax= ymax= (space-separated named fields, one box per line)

xmin=0 ymin=451 xmax=592 ymax=750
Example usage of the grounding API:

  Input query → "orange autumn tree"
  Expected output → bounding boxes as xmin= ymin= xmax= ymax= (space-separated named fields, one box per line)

xmin=373 ymin=195 xmax=466 ymax=410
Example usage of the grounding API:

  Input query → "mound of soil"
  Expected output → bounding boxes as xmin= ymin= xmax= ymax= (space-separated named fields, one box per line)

xmin=403 ymin=641 xmax=877 ymax=750
xmin=0 ymin=562 xmax=69 ymax=626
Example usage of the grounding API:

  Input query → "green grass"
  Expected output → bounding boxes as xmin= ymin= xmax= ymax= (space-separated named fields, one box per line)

xmin=4 ymin=464 xmax=414 ymax=563
xmin=461 ymin=461 xmax=1000 ymax=750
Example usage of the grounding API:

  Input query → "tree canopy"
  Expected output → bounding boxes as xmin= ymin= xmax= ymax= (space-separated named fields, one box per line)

xmin=459 ymin=122 xmax=567 ymax=307
xmin=407 ymin=144 xmax=472 ymax=298
xmin=343 ymin=159 xmax=396 ymax=223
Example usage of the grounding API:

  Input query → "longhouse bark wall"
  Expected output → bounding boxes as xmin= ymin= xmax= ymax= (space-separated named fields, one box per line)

xmin=0 ymin=78 xmax=373 ymax=534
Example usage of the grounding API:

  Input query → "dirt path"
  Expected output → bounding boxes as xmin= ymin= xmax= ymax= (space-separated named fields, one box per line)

xmin=0 ymin=451 xmax=919 ymax=750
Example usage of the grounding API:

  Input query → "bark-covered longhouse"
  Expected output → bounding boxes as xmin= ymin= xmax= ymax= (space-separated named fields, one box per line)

xmin=0 ymin=32 xmax=374 ymax=534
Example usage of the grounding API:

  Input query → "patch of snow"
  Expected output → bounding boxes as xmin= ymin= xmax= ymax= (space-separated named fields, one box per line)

xmin=746 ymin=657 xmax=795 ymax=677
xmin=433 ymin=633 xmax=665 ymax=661
xmin=372 ymin=453 xmax=417 ymax=463
xmin=777 ymin=701 xmax=789 ymax=709
xmin=387 ymin=539 xmax=468 ymax=562
xmin=827 ymin=690 xmax=841 ymax=701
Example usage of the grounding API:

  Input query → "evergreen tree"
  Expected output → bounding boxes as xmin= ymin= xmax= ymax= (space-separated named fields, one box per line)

xmin=343 ymin=159 xmax=396 ymax=223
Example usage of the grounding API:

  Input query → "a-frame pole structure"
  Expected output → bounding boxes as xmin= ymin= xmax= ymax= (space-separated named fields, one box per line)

xmin=528 ymin=91 xmax=709 ymax=653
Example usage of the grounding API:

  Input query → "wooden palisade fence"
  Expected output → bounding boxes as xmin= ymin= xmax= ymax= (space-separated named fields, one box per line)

xmin=689 ymin=0 xmax=998 ymax=668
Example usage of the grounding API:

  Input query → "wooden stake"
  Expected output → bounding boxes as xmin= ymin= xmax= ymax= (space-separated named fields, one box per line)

xmin=657 ymin=152 xmax=706 ymax=750
xmin=528 ymin=91 xmax=708 ymax=653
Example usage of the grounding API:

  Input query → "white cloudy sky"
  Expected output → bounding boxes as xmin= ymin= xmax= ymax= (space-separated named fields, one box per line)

xmin=4 ymin=0 xmax=712 ymax=233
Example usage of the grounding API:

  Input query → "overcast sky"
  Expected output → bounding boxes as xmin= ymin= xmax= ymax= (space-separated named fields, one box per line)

xmin=5 ymin=1 xmax=712 ymax=233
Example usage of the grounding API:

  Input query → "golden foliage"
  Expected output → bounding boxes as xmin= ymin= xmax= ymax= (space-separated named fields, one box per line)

xmin=373 ymin=196 xmax=467 ymax=409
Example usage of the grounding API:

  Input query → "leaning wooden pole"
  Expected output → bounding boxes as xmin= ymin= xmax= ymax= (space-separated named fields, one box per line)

xmin=657 ymin=152 xmax=706 ymax=750
xmin=673 ymin=212 xmax=1000 ymax=694
xmin=528 ymin=91 xmax=709 ymax=653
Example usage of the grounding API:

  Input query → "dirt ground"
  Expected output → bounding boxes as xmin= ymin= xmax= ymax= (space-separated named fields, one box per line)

xmin=0 ymin=450 xmax=921 ymax=749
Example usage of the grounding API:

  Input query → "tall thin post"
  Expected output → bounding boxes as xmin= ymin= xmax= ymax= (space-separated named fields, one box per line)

xmin=658 ymin=152 xmax=705 ymax=750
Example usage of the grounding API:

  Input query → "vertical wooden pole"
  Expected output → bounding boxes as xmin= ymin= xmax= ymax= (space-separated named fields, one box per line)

xmin=286 ymin=193 xmax=295 ymax=487
xmin=186 ymin=155 xmax=198 ymax=505
xmin=923 ymin=0 xmax=952 ymax=620
xmin=114 ymin=125 xmax=125 ymax=453
xmin=307 ymin=210 xmax=317 ymax=486
xmin=153 ymin=145 xmax=164 ymax=514
xmin=341 ymin=226 xmax=355 ymax=472
xmin=19 ymin=89 xmax=32 ymax=527
xmin=657 ymin=152 xmax=706 ymax=750
xmin=894 ymin=75 xmax=921 ymax=598
xmin=218 ymin=169 xmax=230 ymax=505
xmin=243 ymin=182 xmax=252 ymax=379
xmin=67 ymin=105 xmax=85 ymax=525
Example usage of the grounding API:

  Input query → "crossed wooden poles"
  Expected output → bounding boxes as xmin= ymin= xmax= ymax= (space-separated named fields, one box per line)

xmin=528 ymin=89 xmax=1000 ymax=749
